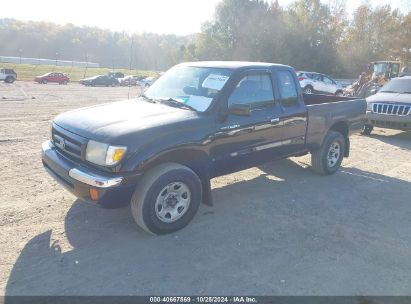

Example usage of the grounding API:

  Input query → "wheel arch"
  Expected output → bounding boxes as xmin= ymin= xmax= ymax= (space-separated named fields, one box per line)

xmin=134 ymin=148 xmax=213 ymax=206
xmin=329 ymin=121 xmax=350 ymax=157
xmin=137 ymin=148 xmax=212 ymax=182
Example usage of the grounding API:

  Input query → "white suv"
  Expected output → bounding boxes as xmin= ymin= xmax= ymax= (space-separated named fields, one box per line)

xmin=0 ymin=68 xmax=17 ymax=83
xmin=297 ymin=71 xmax=343 ymax=96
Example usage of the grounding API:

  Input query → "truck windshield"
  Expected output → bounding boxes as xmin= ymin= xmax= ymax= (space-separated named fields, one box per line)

xmin=380 ymin=78 xmax=411 ymax=94
xmin=143 ymin=66 xmax=232 ymax=112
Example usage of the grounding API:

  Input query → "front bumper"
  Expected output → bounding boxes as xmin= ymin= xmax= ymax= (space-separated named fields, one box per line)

xmin=41 ymin=140 xmax=140 ymax=208
xmin=365 ymin=112 xmax=411 ymax=131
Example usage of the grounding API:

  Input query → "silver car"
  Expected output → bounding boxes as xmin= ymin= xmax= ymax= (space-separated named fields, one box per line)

xmin=363 ymin=76 xmax=411 ymax=135
xmin=297 ymin=71 xmax=343 ymax=96
xmin=136 ymin=76 xmax=157 ymax=88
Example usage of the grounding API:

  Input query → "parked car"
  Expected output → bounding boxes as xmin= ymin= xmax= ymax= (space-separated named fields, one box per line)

xmin=42 ymin=61 xmax=366 ymax=235
xmin=107 ymin=71 xmax=125 ymax=79
xmin=137 ymin=76 xmax=157 ymax=87
xmin=79 ymin=75 xmax=119 ymax=87
xmin=34 ymin=72 xmax=70 ymax=85
xmin=298 ymin=71 xmax=344 ymax=96
xmin=0 ymin=68 xmax=17 ymax=83
xmin=362 ymin=76 xmax=411 ymax=135
xmin=118 ymin=75 xmax=142 ymax=86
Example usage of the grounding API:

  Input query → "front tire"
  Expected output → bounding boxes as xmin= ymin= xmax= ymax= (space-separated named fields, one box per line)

xmin=361 ymin=124 xmax=373 ymax=135
xmin=130 ymin=163 xmax=202 ymax=235
xmin=311 ymin=130 xmax=346 ymax=175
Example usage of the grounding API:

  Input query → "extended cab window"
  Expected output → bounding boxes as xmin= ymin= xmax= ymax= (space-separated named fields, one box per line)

xmin=228 ymin=73 xmax=274 ymax=108
xmin=277 ymin=70 xmax=298 ymax=107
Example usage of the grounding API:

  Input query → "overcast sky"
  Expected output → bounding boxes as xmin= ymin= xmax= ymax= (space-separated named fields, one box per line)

xmin=1 ymin=0 xmax=409 ymax=35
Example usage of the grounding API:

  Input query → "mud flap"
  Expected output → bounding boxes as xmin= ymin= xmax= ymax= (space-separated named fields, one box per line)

xmin=200 ymin=170 xmax=213 ymax=206
xmin=344 ymin=137 xmax=350 ymax=157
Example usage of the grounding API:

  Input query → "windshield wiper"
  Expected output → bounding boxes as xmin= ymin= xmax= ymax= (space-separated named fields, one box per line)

xmin=379 ymin=90 xmax=397 ymax=93
xmin=158 ymin=98 xmax=196 ymax=111
xmin=400 ymin=91 xmax=411 ymax=94
xmin=140 ymin=94 xmax=157 ymax=103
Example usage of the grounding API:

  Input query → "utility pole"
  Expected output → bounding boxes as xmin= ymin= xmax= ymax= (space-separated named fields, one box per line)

xmin=84 ymin=54 xmax=88 ymax=79
xmin=129 ymin=36 xmax=134 ymax=71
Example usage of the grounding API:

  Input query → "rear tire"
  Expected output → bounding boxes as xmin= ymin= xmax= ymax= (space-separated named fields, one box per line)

xmin=361 ymin=125 xmax=373 ymax=135
xmin=311 ymin=130 xmax=346 ymax=175
xmin=42 ymin=79 xmax=48 ymax=84
xmin=130 ymin=163 xmax=202 ymax=235
xmin=303 ymin=86 xmax=313 ymax=94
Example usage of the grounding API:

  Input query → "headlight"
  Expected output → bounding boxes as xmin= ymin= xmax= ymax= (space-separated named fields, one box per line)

xmin=366 ymin=103 xmax=372 ymax=111
xmin=85 ymin=140 xmax=127 ymax=166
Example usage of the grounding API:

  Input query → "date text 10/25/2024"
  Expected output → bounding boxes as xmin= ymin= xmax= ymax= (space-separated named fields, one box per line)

xmin=149 ymin=297 xmax=257 ymax=303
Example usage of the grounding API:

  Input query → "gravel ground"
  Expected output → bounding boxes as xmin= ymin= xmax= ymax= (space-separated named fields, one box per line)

xmin=1 ymin=81 xmax=411 ymax=296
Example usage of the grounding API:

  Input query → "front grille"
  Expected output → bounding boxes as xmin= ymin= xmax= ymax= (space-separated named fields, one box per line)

xmin=372 ymin=103 xmax=411 ymax=116
xmin=51 ymin=125 xmax=86 ymax=160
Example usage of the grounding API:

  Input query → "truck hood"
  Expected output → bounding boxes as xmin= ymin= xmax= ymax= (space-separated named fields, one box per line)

xmin=367 ymin=92 xmax=411 ymax=104
xmin=53 ymin=99 xmax=199 ymax=143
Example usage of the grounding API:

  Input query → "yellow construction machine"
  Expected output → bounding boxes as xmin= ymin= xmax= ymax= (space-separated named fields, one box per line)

xmin=344 ymin=61 xmax=409 ymax=98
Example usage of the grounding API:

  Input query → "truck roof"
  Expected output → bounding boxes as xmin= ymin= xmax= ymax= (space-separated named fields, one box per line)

xmin=179 ymin=61 xmax=292 ymax=70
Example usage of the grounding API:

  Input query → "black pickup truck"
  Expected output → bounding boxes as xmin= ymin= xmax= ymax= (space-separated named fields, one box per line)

xmin=42 ymin=62 xmax=366 ymax=235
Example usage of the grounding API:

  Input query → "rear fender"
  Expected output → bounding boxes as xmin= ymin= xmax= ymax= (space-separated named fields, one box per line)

xmin=330 ymin=121 xmax=349 ymax=157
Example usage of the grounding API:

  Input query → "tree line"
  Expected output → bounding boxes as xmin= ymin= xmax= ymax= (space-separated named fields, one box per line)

xmin=1 ymin=0 xmax=410 ymax=78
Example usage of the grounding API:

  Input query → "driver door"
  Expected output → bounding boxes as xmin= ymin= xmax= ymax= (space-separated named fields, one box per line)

xmin=211 ymin=70 xmax=284 ymax=176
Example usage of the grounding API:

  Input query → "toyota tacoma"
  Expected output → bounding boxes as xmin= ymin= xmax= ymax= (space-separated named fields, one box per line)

xmin=42 ymin=62 xmax=366 ymax=235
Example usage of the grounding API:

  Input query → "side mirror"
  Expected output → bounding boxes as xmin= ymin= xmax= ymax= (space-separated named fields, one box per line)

xmin=228 ymin=103 xmax=251 ymax=116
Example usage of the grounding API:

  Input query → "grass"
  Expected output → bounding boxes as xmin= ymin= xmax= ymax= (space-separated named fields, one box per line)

xmin=0 ymin=62 xmax=158 ymax=82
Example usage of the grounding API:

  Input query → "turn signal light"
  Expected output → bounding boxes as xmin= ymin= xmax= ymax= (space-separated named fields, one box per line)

xmin=89 ymin=188 xmax=99 ymax=201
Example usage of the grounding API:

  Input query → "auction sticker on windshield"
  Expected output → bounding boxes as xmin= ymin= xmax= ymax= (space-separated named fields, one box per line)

xmin=187 ymin=96 xmax=213 ymax=111
xmin=174 ymin=96 xmax=213 ymax=112
xmin=202 ymin=74 xmax=229 ymax=91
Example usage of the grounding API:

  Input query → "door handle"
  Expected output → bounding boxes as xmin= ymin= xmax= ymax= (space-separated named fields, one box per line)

xmin=270 ymin=118 xmax=280 ymax=124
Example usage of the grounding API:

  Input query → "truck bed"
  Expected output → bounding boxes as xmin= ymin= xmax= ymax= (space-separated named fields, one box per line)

xmin=303 ymin=93 xmax=359 ymax=105
xmin=303 ymin=93 xmax=367 ymax=150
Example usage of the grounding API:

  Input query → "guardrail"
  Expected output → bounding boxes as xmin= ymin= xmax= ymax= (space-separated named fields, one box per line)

xmin=0 ymin=56 xmax=99 ymax=68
